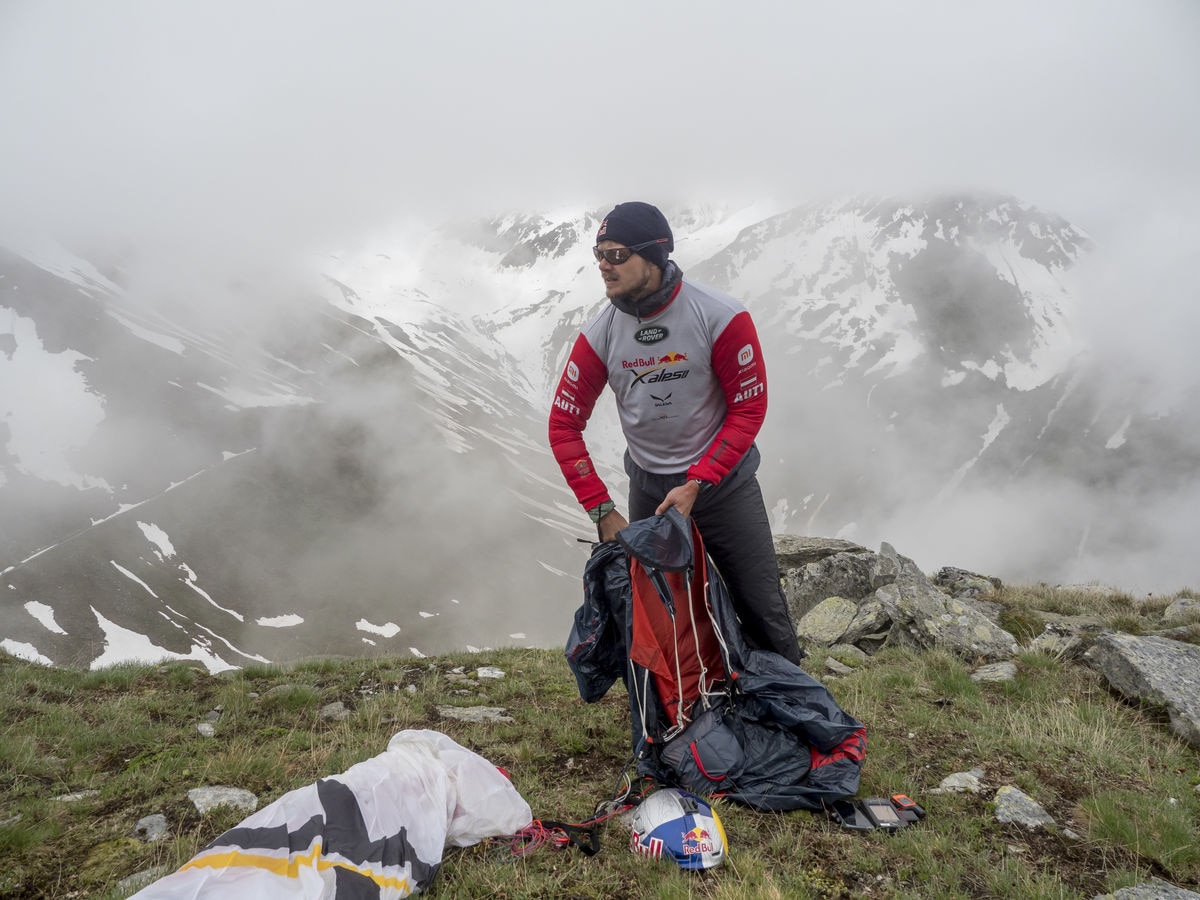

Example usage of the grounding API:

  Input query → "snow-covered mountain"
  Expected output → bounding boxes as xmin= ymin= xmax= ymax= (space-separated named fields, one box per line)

xmin=2 ymin=193 xmax=1195 ymax=671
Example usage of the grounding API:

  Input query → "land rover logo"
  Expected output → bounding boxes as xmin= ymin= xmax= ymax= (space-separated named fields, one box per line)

xmin=635 ymin=326 xmax=668 ymax=344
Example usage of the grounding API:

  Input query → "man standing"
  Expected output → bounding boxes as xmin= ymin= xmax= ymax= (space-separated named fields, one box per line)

xmin=548 ymin=201 xmax=803 ymax=664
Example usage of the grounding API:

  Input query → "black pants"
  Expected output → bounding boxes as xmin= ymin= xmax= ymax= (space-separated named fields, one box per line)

xmin=624 ymin=445 xmax=803 ymax=665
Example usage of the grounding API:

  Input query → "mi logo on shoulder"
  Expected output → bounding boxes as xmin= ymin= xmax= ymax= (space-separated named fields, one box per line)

xmin=567 ymin=361 xmax=580 ymax=382
xmin=738 ymin=344 xmax=754 ymax=366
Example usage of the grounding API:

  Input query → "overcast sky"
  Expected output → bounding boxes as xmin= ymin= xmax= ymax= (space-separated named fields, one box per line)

xmin=1 ymin=0 xmax=1197 ymax=258
xmin=2 ymin=1 xmax=1199 ymax=625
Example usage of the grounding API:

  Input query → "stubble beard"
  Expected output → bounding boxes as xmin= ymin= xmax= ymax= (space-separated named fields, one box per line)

xmin=606 ymin=267 xmax=657 ymax=304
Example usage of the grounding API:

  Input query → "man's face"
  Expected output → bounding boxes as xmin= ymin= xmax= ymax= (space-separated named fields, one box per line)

xmin=596 ymin=240 xmax=662 ymax=302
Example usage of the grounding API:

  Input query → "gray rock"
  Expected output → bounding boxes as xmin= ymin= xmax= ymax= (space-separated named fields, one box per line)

xmin=436 ymin=705 xmax=513 ymax=723
xmin=839 ymin=600 xmax=893 ymax=646
xmin=931 ymin=769 xmax=984 ymax=793
xmin=1094 ymin=877 xmax=1200 ymax=899
xmin=993 ymin=785 xmax=1055 ymax=828
xmin=934 ymin=567 xmax=1001 ymax=599
xmin=319 ymin=701 xmax=351 ymax=722
xmin=134 ymin=813 xmax=169 ymax=843
xmin=971 ymin=661 xmax=1017 ymax=683
xmin=965 ymin=599 xmax=1004 ymax=624
xmin=1029 ymin=622 xmax=1092 ymax=659
xmin=774 ymin=536 xmax=869 ymax=568
xmin=1162 ymin=597 xmax=1200 ymax=627
xmin=797 ymin=596 xmax=859 ymax=646
xmin=1083 ymin=633 xmax=1200 ymax=748
xmin=778 ymin=540 xmax=895 ymax=619
xmin=824 ymin=657 xmax=854 ymax=676
xmin=196 ymin=722 xmax=216 ymax=737
xmin=476 ymin=666 xmax=506 ymax=679
xmin=188 ymin=786 xmax=258 ymax=815
xmin=115 ymin=866 xmax=172 ymax=895
xmin=828 ymin=643 xmax=870 ymax=665
xmin=878 ymin=544 xmax=1019 ymax=662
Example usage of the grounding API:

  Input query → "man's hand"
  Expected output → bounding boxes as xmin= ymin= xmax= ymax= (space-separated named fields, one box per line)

xmin=655 ymin=479 xmax=702 ymax=518
xmin=597 ymin=508 xmax=629 ymax=543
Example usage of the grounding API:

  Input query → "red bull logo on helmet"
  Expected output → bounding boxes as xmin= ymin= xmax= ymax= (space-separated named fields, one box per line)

xmin=680 ymin=826 xmax=716 ymax=856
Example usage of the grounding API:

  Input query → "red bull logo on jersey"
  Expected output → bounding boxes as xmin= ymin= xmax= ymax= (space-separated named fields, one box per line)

xmin=622 ymin=356 xmax=661 ymax=369
xmin=622 ymin=351 xmax=686 ymax=370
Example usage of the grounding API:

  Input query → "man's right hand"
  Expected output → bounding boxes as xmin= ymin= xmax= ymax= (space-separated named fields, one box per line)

xmin=597 ymin=508 xmax=629 ymax=543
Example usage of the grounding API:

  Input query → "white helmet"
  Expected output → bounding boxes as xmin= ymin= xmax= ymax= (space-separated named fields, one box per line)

xmin=629 ymin=788 xmax=727 ymax=870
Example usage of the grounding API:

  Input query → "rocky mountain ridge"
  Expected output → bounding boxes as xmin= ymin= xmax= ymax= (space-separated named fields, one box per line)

xmin=1 ymin=192 xmax=1195 ymax=670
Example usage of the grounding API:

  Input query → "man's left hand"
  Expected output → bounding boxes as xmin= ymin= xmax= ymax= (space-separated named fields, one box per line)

xmin=655 ymin=479 xmax=702 ymax=518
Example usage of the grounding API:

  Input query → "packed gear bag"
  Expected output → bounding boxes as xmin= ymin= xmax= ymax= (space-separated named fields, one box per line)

xmin=566 ymin=510 xmax=866 ymax=812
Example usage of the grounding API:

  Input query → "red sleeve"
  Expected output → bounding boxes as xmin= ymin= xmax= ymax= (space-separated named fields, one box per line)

xmin=688 ymin=310 xmax=767 ymax=484
xmin=548 ymin=333 xmax=612 ymax=510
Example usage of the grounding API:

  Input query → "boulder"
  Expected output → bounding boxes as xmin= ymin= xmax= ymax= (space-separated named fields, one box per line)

xmin=1082 ymin=633 xmax=1200 ymax=749
xmin=876 ymin=544 xmax=1018 ymax=662
xmin=1162 ymin=597 xmax=1200 ymax=628
xmin=774 ymin=537 xmax=1018 ymax=662
xmin=993 ymin=785 xmax=1055 ymax=828
xmin=777 ymin=538 xmax=896 ymax=618
xmin=934 ymin=567 xmax=1001 ymax=599
xmin=796 ymin=596 xmax=859 ymax=646
xmin=188 ymin=786 xmax=258 ymax=815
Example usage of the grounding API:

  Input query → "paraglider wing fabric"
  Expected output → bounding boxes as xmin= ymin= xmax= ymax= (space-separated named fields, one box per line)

xmin=565 ymin=512 xmax=868 ymax=811
xmin=616 ymin=507 xmax=693 ymax=572
xmin=129 ymin=730 xmax=532 ymax=900
xmin=564 ymin=539 xmax=629 ymax=702
xmin=705 ymin=572 xmax=865 ymax=750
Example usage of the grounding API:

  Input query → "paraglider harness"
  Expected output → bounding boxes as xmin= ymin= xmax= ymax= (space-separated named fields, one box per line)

xmin=494 ymin=509 xmax=869 ymax=857
xmin=567 ymin=509 xmax=868 ymax=813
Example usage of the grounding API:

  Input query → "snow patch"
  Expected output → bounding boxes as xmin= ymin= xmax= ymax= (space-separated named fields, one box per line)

xmin=0 ymin=307 xmax=111 ymax=490
xmin=24 ymin=601 xmax=67 ymax=634
xmin=110 ymin=560 xmax=158 ymax=597
xmin=1 ymin=639 xmax=53 ymax=665
xmin=137 ymin=521 xmax=176 ymax=559
xmin=88 ymin=607 xmax=238 ymax=674
xmin=1106 ymin=416 xmax=1131 ymax=450
xmin=256 ymin=614 xmax=304 ymax=628
xmin=356 ymin=619 xmax=401 ymax=638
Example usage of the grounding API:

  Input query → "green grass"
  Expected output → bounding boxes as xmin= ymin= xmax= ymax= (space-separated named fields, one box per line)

xmin=1 ymin=586 xmax=1198 ymax=898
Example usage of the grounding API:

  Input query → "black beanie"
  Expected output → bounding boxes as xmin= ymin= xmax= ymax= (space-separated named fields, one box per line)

xmin=596 ymin=201 xmax=674 ymax=270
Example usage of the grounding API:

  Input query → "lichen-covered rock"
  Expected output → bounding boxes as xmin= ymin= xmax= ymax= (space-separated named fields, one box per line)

xmin=797 ymin=596 xmax=859 ymax=646
xmin=1083 ymin=633 xmax=1200 ymax=749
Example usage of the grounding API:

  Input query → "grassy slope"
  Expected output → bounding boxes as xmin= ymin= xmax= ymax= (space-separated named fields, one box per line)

xmin=1 ymin=586 xmax=1198 ymax=899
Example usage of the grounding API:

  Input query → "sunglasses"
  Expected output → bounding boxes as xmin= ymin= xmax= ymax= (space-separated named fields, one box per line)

xmin=592 ymin=238 xmax=669 ymax=265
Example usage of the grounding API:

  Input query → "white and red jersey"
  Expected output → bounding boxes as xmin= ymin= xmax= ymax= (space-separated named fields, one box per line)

xmin=548 ymin=275 xmax=768 ymax=511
